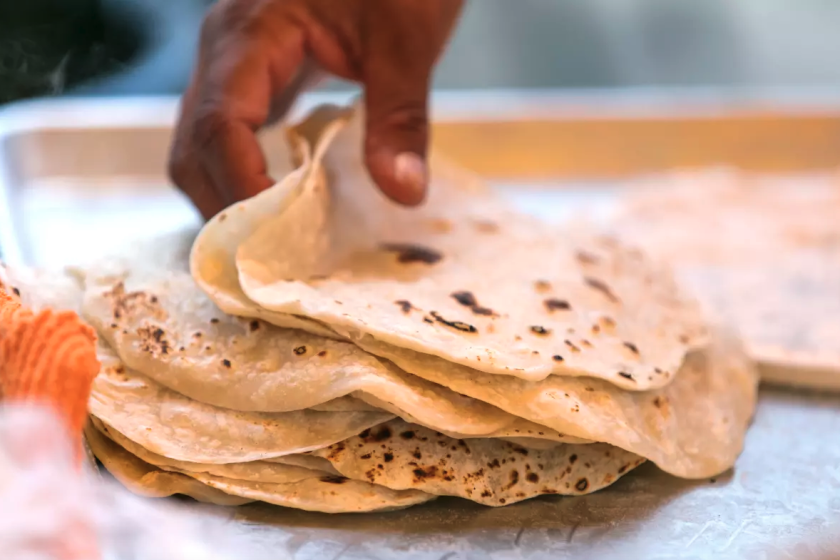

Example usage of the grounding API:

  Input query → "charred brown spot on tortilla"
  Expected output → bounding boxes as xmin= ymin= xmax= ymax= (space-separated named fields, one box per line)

xmin=11 ymin=287 xmax=21 ymax=297
xmin=568 ymin=454 xmax=578 ymax=465
xmin=653 ymin=396 xmax=669 ymax=410
xmin=618 ymin=371 xmax=635 ymax=382
xmin=221 ymin=359 xmax=232 ymax=368
xmin=533 ymin=280 xmax=552 ymax=294
xmin=471 ymin=306 xmax=497 ymax=316
xmin=105 ymin=282 xmax=166 ymax=322
xmin=383 ymin=452 xmax=394 ymax=463
xmin=599 ymin=316 xmax=616 ymax=328
xmin=193 ymin=331 xmax=202 ymax=338
xmin=575 ymin=478 xmax=589 ymax=492
xmin=395 ymin=300 xmax=415 ymax=314
xmin=293 ymin=346 xmax=307 ymax=356
xmin=361 ymin=426 xmax=392 ymax=443
xmin=678 ymin=334 xmax=690 ymax=344
xmin=412 ymin=466 xmax=439 ymax=482
xmin=576 ymin=250 xmax=600 ymax=265
xmin=580 ymin=339 xmax=593 ymax=348
xmin=400 ymin=430 xmax=415 ymax=440
xmin=319 ymin=476 xmax=347 ymax=484
xmin=360 ymin=453 xmax=372 ymax=460
xmin=623 ymin=341 xmax=640 ymax=355
xmin=584 ymin=276 xmax=620 ymax=303
xmin=526 ymin=472 xmax=540 ymax=483
xmin=412 ymin=449 xmax=422 ymax=459
xmin=487 ymin=459 xmax=501 ymax=469
xmin=210 ymin=318 xmax=219 ymax=324
xmin=591 ymin=323 xmax=601 ymax=335
xmin=530 ymin=325 xmax=551 ymax=336
xmin=618 ymin=463 xmax=631 ymax=474
xmin=564 ymin=340 xmax=581 ymax=353
xmin=380 ymin=243 xmax=442 ymax=264
xmin=552 ymin=354 xmax=564 ymax=362
xmin=136 ymin=326 xmax=171 ymax=356
xmin=317 ymin=350 xmax=327 ymax=357
xmin=430 ymin=311 xmax=477 ymax=333
xmin=503 ymin=470 xmax=520 ymax=490
xmin=248 ymin=320 xmax=260 ymax=332
xmin=480 ymin=490 xmax=492 ymax=498
xmin=451 ymin=291 xmax=478 ymax=307
xmin=544 ymin=298 xmax=571 ymax=312
xmin=473 ymin=220 xmax=499 ymax=233
xmin=451 ymin=291 xmax=498 ymax=317
xmin=422 ymin=316 xmax=434 ymax=324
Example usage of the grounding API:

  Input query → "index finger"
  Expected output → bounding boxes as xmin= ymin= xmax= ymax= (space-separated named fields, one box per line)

xmin=190 ymin=16 xmax=307 ymax=203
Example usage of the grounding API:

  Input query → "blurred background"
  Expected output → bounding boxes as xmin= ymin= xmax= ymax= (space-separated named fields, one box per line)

xmin=3 ymin=0 xmax=840 ymax=103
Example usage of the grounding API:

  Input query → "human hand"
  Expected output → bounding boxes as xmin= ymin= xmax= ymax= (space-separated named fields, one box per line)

xmin=168 ymin=0 xmax=464 ymax=220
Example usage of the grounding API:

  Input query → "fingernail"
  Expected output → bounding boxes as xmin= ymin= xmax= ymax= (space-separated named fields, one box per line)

xmin=394 ymin=152 xmax=428 ymax=199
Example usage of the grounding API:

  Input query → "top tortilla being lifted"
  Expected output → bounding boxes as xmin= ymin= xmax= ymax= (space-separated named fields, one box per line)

xmin=193 ymin=105 xmax=707 ymax=389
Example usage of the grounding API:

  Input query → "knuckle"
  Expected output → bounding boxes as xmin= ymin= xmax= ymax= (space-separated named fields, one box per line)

xmin=377 ymin=103 xmax=429 ymax=135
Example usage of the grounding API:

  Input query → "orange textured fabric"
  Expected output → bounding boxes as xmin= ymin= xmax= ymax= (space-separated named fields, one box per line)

xmin=0 ymin=290 xmax=31 ymax=324
xmin=0 ymin=291 xmax=102 ymax=559
xmin=0 ymin=307 xmax=100 ymax=459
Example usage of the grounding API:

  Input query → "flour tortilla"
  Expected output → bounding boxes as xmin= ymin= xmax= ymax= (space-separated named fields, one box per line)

xmin=193 ymin=104 xmax=707 ymax=389
xmin=92 ymin=416 xmax=344 ymax=482
xmin=312 ymin=419 xmax=643 ymax=507
xmin=614 ymin=170 xmax=840 ymax=387
xmin=354 ymin=329 xmax=758 ymax=479
xmin=89 ymin=342 xmax=394 ymax=463
xmin=265 ymin=454 xmax=340 ymax=475
xmin=81 ymin=264 xmax=587 ymax=443
xmin=87 ymin=421 xmax=434 ymax=513
xmin=186 ymin=470 xmax=435 ymax=514
xmin=84 ymin=423 xmax=252 ymax=506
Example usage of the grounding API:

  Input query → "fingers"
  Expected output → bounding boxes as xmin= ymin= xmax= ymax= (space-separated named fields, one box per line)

xmin=169 ymin=2 xmax=307 ymax=217
xmin=361 ymin=0 xmax=464 ymax=206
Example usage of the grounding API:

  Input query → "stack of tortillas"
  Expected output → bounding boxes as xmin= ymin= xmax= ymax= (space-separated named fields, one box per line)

xmin=612 ymin=169 xmax=840 ymax=390
xmin=4 ymin=104 xmax=758 ymax=513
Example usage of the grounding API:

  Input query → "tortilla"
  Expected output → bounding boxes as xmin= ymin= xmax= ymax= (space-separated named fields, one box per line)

xmin=265 ymin=454 xmax=340 ymax=475
xmin=87 ymin=421 xmax=434 ymax=513
xmin=353 ymin=328 xmax=758 ymax=479
xmin=92 ymin=416 xmax=345 ymax=482
xmin=89 ymin=342 xmax=393 ymax=463
xmin=193 ymin=105 xmax=707 ymax=389
xmin=614 ymin=170 xmax=840 ymax=386
xmin=84 ymin=422 xmax=252 ymax=506
xmin=81 ymin=264 xmax=587 ymax=443
xmin=311 ymin=419 xmax=643 ymax=506
xmin=185 ymin=471 xmax=435 ymax=514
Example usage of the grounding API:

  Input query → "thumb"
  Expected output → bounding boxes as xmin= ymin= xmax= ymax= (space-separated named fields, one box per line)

xmin=362 ymin=54 xmax=432 ymax=206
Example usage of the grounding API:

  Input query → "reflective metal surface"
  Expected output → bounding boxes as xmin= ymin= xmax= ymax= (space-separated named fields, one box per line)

xmin=1 ymin=95 xmax=838 ymax=560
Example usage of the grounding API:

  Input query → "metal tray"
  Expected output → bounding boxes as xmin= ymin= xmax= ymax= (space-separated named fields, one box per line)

xmin=1 ymin=93 xmax=839 ymax=560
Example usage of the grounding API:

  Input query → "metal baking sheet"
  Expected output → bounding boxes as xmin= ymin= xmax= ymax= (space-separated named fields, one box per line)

xmin=1 ymin=94 xmax=839 ymax=560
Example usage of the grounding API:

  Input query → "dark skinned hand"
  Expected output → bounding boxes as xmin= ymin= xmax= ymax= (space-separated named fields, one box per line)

xmin=168 ymin=0 xmax=464 ymax=220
